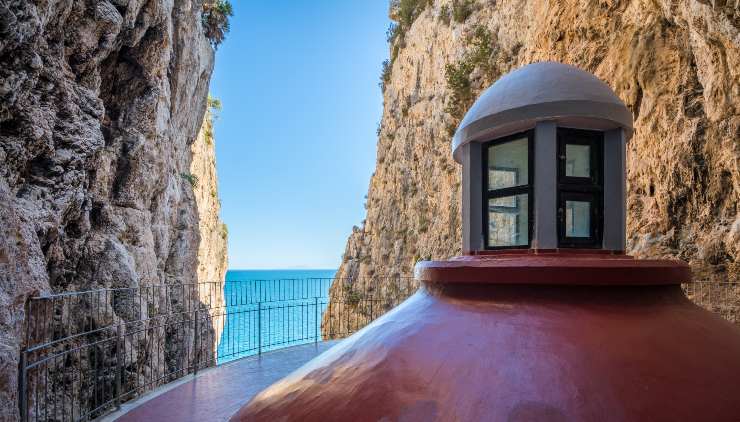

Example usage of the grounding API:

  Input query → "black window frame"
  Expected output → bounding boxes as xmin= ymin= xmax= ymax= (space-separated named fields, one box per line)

xmin=482 ymin=130 xmax=534 ymax=250
xmin=556 ymin=128 xmax=604 ymax=248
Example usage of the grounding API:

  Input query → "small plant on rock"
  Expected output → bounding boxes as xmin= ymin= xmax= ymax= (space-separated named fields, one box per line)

xmin=207 ymin=95 xmax=222 ymax=112
xmin=379 ymin=59 xmax=393 ymax=91
xmin=382 ymin=0 xmax=430 ymax=92
xmin=444 ymin=26 xmax=497 ymax=120
xmin=181 ymin=172 xmax=199 ymax=189
xmin=202 ymin=0 xmax=233 ymax=48
xmin=439 ymin=4 xmax=451 ymax=25
xmin=452 ymin=0 xmax=475 ymax=23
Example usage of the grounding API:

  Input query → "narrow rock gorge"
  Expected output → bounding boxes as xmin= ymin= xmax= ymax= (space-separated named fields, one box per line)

xmin=0 ymin=0 xmax=227 ymax=419
xmin=329 ymin=0 xmax=738 ymax=322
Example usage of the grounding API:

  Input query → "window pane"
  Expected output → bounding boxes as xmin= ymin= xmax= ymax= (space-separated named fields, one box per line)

xmin=565 ymin=200 xmax=591 ymax=238
xmin=565 ymin=144 xmax=590 ymax=177
xmin=488 ymin=194 xmax=528 ymax=247
xmin=488 ymin=137 xmax=528 ymax=190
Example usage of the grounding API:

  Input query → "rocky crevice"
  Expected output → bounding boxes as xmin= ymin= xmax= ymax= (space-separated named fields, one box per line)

xmin=0 ymin=0 xmax=227 ymax=419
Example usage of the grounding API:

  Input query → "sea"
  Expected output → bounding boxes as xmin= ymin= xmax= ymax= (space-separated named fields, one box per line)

xmin=216 ymin=269 xmax=337 ymax=364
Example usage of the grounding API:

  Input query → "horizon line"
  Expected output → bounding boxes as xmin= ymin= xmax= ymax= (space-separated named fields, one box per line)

xmin=227 ymin=268 xmax=338 ymax=271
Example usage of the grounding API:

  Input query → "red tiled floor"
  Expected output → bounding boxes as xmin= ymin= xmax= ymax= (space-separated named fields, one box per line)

xmin=112 ymin=341 xmax=340 ymax=422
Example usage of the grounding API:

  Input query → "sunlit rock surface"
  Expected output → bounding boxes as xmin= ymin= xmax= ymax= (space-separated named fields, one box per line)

xmin=327 ymin=0 xmax=738 ymax=334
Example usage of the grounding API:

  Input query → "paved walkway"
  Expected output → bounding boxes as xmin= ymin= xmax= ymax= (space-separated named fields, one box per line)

xmin=104 ymin=341 xmax=340 ymax=422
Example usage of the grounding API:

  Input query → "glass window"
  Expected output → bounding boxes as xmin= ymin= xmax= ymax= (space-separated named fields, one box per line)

xmin=565 ymin=200 xmax=591 ymax=238
xmin=484 ymin=132 xmax=532 ymax=249
xmin=488 ymin=137 xmax=528 ymax=190
xmin=557 ymin=128 xmax=604 ymax=248
xmin=488 ymin=194 xmax=529 ymax=247
xmin=565 ymin=144 xmax=590 ymax=178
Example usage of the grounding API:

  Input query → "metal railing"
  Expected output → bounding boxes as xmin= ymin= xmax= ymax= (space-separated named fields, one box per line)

xmin=683 ymin=281 xmax=740 ymax=324
xmin=18 ymin=277 xmax=417 ymax=422
xmin=17 ymin=278 xmax=738 ymax=421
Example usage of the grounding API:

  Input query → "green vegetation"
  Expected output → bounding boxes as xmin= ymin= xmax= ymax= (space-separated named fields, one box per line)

xmin=439 ymin=4 xmax=451 ymax=25
xmin=221 ymin=223 xmax=228 ymax=240
xmin=445 ymin=26 xmax=496 ymax=123
xmin=386 ymin=22 xmax=400 ymax=44
xmin=395 ymin=0 xmax=429 ymax=28
xmin=181 ymin=172 xmax=199 ymax=189
xmin=379 ymin=59 xmax=392 ymax=91
xmin=342 ymin=284 xmax=364 ymax=307
xmin=203 ymin=94 xmax=222 ymax=144
xmin=207 ymin=95 xmax=222 ymax=112
xmin=452 ymin=0 xmax=475 ymax=23
xmin=202 ymin=0 xmax=233 ymax=48
xmin=381 ymin=0 xmax=430 ymax=91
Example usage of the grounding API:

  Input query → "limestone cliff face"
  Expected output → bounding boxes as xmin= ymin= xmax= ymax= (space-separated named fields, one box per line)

xmin=191 ymin=108 xmax=228 ymax=344
xmin=334 ymin=0 xmax=738 ymax=288
xmin=192 ymin=109 xmax=228 ymax=286
xmin=0 ymin=0 xmax=226 ymax=419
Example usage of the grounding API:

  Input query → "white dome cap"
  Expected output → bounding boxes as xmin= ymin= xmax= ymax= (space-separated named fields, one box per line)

xmin=452 ymin=61 xmax=633 ymax=163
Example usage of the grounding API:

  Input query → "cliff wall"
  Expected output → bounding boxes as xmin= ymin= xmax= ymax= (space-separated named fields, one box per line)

xmin=192 ymin=109 xmax=228 ymax=288
xmin=332 ymin=0 xmax=738 ymax=298
xmin=0 ymin=0 xmax=227 ymax=419
xmin=191 ymin=108 xmax=228 ymax=344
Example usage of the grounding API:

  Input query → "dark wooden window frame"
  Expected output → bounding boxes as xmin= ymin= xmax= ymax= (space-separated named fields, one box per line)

xmin=556 ymin=128 xmax=604 ymax=248
xmin=482 ymin=130 xmax=534 ymax=250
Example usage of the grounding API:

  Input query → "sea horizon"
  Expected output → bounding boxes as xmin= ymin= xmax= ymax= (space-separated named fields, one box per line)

xmin=218 ymin=268 xmax=337 ymax=364
xmin=226 ymin=268 xmax=338 ymax=271
xmin=225 ymin=268 xmax=337 ymax=280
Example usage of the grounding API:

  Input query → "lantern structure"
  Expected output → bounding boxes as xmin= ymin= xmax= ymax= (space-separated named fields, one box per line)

xmin=231 ymin=62 xmax=740 ymax=422
xmin=456 ymin=61 xmax=631 ymax=253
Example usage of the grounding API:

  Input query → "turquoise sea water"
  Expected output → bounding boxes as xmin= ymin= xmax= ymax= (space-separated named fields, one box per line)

xmin=217 ymin=269 xmax=336 ymax=364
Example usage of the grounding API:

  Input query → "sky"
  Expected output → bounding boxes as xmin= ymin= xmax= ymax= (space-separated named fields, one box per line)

xmin=209 ymin=1 xmax=390 ymax=270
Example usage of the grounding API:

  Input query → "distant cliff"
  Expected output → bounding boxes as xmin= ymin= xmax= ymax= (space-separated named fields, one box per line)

xmin=192 ymin=108 xmax=228 ymax=289
xmin=0 ymin=0 xmax=227 ymax=419
xmin=332 ymin=0 xmax=738 ymax=289
xmin=191 ymin=108 xmax=229 ymax=343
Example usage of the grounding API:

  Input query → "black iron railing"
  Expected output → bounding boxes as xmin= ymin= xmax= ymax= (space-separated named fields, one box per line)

xmin=17 ymin=278 xmax=737 ymax=421
xmin=18 ymin=277 xmax=417 ymax=422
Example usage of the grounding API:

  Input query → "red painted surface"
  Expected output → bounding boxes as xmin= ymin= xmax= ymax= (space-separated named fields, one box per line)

xmin=232 ymin=282 xmax=740 ymax=421
xmin=416 ymin=253 xmax=691 ymax=285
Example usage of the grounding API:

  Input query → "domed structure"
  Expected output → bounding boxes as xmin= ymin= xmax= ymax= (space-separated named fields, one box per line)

xmin=231 ymin=62 xmax=740 ymax=422
xmin=452 ymin=61 xmax=633 ymax=163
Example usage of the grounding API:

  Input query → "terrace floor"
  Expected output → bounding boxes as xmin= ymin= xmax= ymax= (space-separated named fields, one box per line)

xmin=103 ymin=341 xmax=341 ymax=422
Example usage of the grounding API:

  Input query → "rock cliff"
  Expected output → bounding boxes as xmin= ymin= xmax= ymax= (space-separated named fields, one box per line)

xmin=0 ymin=0 xmax=226 ymax=419
xmin=192 ymin=109 xmax=228 ymax=287
xmin=191 ymin=107 xmax=228 ymax=343
xmin=332 ymin=0 xmax=738 ymax=296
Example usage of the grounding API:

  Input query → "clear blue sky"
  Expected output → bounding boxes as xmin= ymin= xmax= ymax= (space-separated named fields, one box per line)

xmin=209 ymin=1 xmax=390 ymax=269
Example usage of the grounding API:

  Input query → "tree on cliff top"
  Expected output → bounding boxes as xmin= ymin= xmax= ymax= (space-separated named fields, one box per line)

xmin=202 ymin=0 xmax=233 ymax=48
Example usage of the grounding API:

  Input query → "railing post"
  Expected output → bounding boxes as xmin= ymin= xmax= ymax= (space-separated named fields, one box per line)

xmin=193 ymin=308 xmax=200 ymax=375
xmin=19 ymin=295 xmax=32 ymax=422
xmin=115 ymin=322 xmax=123 ymax=410
xmin=18 ymin=349 xmax=28 ymax=422
xmin=314 ymin=296 xmax=319 ymax=344
xmin=257 ymin=302 xmax=262 ymax=355
xmin=370 ymin=295 xmax=374 ymax=322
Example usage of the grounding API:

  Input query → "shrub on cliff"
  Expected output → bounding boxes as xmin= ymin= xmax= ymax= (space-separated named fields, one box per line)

xmin=444 ymin=26 xmax=497 ymax=123
xmin=181 ymin=172 xmax=199 ymax=189
xmin=207 ymin=95 xmax=222 ymax=112
xmin=379 ymin=59 xmax=392 ymax=91
xmin=382 ymin=0 xmax=430 ymax=92
xmin=202 ymin=0 xmax=233 ymax=47
xmin=452 ymin=0 xmax=475 ymax=22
